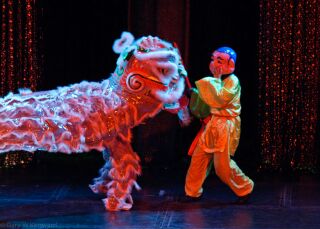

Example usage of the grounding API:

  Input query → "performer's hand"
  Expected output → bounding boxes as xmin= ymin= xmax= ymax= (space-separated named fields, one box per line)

xmin=178 ymin=106 xmax=192 ymax=127
xmin=210 ymin=65 xmax=223 ymax=79
xmin=186 ymin=87 xmax=197 ymax=97
xmin=213 ymin=67 xmax=222 ymax=79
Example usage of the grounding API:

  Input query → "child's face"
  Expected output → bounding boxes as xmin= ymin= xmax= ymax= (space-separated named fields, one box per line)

xmin=209 ymin=51 xmax=234 ymax=77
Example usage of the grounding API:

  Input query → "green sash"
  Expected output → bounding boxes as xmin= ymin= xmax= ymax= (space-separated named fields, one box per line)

xmin=189 ymin=89 xmax=211 ymax=119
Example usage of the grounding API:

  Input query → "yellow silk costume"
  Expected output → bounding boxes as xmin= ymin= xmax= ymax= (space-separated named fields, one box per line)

xmin=185 ymin=75 xmax=254 ymax=198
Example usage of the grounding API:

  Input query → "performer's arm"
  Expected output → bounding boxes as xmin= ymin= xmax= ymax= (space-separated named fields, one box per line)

xmin=195 ymin=76 xmax=240 ymax=108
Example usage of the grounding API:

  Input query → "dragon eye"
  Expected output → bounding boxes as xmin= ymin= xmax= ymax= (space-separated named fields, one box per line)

xmin=160 ymin=68 xmax=168 ymax=75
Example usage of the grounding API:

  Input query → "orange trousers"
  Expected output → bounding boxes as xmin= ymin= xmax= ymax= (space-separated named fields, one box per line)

xmin=185 ymin=144 xmax=254 ymax=198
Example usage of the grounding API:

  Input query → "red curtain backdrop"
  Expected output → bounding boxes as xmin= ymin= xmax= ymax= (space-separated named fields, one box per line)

xmin=0 ymin=0 xmax=41 ymax=167
xmin=1 ymin=0 xmax=319 ymax=172
xmin=128 ymin=0 xmax=191 ymax=166
xmin=128 ymin=0 xmax=190 ymax=66
xmin=258 ymin=0 xmax=319 ymax=171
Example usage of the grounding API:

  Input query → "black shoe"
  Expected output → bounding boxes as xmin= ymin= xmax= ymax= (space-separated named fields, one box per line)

xmin=235 ymin=193 xmax=251 ymax=205
xmin=178 ymin=195 xmax=202 ymax=203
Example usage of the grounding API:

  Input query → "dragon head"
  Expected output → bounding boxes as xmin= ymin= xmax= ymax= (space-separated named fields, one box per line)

xmin=112 ymin=32 xmax=187 ymax=104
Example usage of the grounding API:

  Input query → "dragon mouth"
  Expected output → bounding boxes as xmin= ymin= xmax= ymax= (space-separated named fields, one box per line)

xmin=138 ymin=74 xmax=169 ymax=91
xmin=142 ymin=75 xmax=168 ymax=87
xmin=150 ymin=76 xmax=185 ymax=104
xmin=145 ymin=75 xmax=180 ymax=93
xmin=167 ymin=81 xmax=178 ymax=92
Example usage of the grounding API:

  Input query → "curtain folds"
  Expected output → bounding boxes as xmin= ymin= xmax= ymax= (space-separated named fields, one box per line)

xmin=258 ymin=0 xmax=319 ymax=171
xmin=0 ymin=0 xmax=41 ymax=167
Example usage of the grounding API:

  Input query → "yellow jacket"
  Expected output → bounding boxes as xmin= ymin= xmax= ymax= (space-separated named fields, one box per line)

xmin=195 ymin=75 xmax=241 ymax=155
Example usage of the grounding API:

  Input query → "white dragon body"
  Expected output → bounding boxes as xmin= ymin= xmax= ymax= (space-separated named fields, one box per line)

xmin=0 ymin=32 xmax=189 ymax=211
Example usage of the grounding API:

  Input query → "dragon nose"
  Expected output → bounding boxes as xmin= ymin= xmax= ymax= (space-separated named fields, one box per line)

xmin=171 ymin=74 xmax=179 ymax=83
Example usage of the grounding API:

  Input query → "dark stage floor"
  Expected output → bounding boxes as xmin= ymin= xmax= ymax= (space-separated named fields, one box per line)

xmin=0 ymin=164 xmax=320 ymax=229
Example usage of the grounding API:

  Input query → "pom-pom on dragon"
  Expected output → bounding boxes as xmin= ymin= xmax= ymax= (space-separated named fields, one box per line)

xmin=0 ymin=32 xmax=189 ymax=211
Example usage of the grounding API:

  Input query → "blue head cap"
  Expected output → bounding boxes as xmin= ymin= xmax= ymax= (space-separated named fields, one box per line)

xmin=216 ymin=47 xmax=237 ymax=63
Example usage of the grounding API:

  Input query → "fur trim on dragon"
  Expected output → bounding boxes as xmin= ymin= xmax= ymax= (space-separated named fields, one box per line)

xmin=0 ymin=32 xmax=190 ymax=211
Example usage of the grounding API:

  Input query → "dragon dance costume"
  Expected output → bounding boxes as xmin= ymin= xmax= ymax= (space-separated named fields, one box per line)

xmin=0 ymin=32 xmax=189 ymax=211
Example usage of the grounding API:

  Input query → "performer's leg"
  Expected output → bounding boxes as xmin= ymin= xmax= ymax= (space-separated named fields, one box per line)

xmin=213 ymin=151 xmax=254 ymax=197
xmin=89 ymin=149 xmax=112 ymax=195
xmin=185 ymin=144 xmax=213 ymax=197
xmin=90 ymin=136 xmax=141 ymax=211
